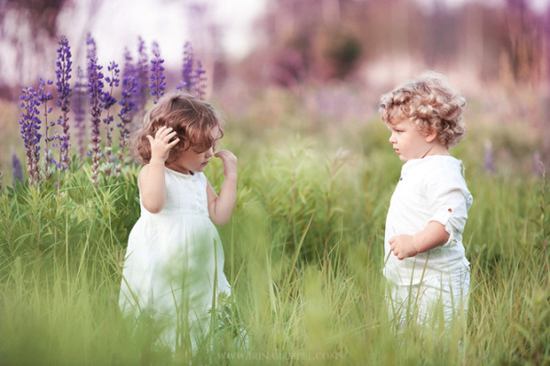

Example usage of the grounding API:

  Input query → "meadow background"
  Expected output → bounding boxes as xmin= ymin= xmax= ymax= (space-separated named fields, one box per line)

xmin=1 ymin=0 xmax=550 ymax=365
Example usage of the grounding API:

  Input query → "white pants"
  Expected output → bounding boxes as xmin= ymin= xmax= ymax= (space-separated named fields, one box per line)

xmin=386 ymin=268 xmax=470 ymax=330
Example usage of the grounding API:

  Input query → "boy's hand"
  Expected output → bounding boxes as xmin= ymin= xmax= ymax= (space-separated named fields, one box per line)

xmin=214 ymin=150 xmax=237 ymax=178
xmin=389 ymin=234 xmax=419 ymax=260
xmin=146 ymin=126 xmax=179 ymax=163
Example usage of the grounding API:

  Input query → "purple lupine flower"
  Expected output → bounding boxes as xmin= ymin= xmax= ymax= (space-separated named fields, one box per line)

xmin=72 ymin=67 xmax=87 ymax=158
xmin=101 ymin=61 xmax=120 ymax=177
xmin=122 ymin=48 xmax=135 ymax=80
xmin=55 ymin=35 xmax=73 ymax=170
xmin=177 ymin=42 xmax=195 ymax=92
xmin=149 ymin=41 xmax=166 ymax=104
xmin=484 ymin=140 xmax=494 ymax=174
xmin=11 ymin=151 xmax=24 ymax=188
xmin=122 ymin=48 xmax=136 ymax=115
xmin=117 ymin=74 xmax=137 ymax=176
xmin=534 ymin=152 xmax=543 ymax=176
xmin=135 ymin=37 xmax=149 ymax=112
xmin=103 ymin=62 xmax=119 ymax=108
xmin=37 ymin=78 xmax=54 ymax=180
xmin=19 ymin=86 xmax=42 ymax=187
xmin=122 ymin=48 xmax=140 ymax=129
xmin=87 ymin=34 xmax=105 ymax=187
xmin=194 ymin=60 xmax=207 ymax=100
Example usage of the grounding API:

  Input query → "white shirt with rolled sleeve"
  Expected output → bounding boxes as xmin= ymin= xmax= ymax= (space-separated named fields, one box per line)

xmin=384 ymin=155 xmax=473 ymax=286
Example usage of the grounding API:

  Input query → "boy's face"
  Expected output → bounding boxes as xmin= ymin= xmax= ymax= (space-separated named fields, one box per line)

xmin=387 ymin=116 xmax=437 ymax=163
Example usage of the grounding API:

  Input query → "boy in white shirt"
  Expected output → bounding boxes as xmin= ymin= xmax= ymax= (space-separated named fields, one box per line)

xmin=379 ymin=71 xmax=473 ymax=330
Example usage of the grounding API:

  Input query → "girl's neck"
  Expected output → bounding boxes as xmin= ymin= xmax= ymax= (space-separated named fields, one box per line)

xmin=166 ymin=164 xmax=194 ymax=175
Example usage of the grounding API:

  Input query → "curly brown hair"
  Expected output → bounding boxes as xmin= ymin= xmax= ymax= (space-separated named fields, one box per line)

xmin=379 ymin=71 xmax=466 ymax=148
xmin=133 ymin=92 xmax=224 ymax=165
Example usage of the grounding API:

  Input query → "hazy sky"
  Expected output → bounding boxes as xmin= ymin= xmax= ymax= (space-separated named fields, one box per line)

xmin=86 ymin=0 xmax=267 ymax=68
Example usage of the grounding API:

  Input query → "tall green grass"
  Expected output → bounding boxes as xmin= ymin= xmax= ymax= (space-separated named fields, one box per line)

xmin=1 ymin=93 xmax=549 ymax=365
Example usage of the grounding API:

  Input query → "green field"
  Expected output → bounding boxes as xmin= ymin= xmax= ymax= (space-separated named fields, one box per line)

xmin=0 ymin=88 xmax=549 ymax=365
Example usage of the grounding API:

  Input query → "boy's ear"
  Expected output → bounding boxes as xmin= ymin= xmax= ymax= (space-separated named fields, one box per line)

xmin=425 ymin=130 xmax=438 ymax=143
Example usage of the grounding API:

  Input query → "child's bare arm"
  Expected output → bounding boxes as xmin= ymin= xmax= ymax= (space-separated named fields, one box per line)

xmin=139 ymin=126 xmax=179 ymax=213
xmin=389 ymin=221 xmax=450 ymax=260
xmin=207 ymin=150 xmax=237 ymax=226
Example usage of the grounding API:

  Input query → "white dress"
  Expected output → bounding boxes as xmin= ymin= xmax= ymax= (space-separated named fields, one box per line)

xmin=119 ymin=166 xmax=231 ymax=348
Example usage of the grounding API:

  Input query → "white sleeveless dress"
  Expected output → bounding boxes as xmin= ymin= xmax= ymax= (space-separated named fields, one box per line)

xmin=119 ymin=166 xmax=231 ymax=347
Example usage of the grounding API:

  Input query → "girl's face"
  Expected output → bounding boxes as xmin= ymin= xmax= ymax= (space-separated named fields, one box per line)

xmin=387 ymin=117 xmax=437 ymax=162
xmin=168 ymin=126 xmax=221 ymax=175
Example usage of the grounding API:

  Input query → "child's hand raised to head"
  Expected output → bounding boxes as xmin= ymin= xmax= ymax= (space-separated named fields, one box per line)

xmin=389 ymin=234 xmax=419 ymax=260
xmin=146 ymin=126 xmax=180 ymax=163
xmin=214 ymin=150 xmax=237 ymax=178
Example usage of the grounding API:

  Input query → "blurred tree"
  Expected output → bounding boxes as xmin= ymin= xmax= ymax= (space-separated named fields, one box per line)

xmin=0 ymin=0 xmax=65 ymax=98
xmin=457 ymin=3 xmax=500 ymax=81
xmin=501 ymin=0 xmax=544 ymax=86
xmin=0 ymin=0 xmax=102 ymax=100
xmin=241 ymin=0 xmax=549 ymax=93
xmin=423 ymin=2 xmax=460 ymax=69
xmin=257 ymin=0 xmax=364 ymax=86
xmin=314 ymin=25 xmax=362 ymax=79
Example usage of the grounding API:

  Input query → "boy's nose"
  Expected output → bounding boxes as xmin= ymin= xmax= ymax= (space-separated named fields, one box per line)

xmin=205 ymin=147 xmax=214 ymax=157
xmin=389 ymin=134 xmax=396 ymax=143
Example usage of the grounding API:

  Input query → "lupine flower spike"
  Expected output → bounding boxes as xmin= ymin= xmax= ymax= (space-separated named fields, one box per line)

xmin=101 ymin=61 xmax=120 ymax=177
xmin=11 ymin=150 xmax=24 ymax=188
xmin=194 ymin=60 xmax=207 ymax=100
xmin=135 ymin=37 xmax=149 ymax=114
xmin=122 ymin=48 xmax=135 ymax=82
xmin=55 ymin=35 xmax=73 ymax=173
xmin=37 ymin=78 xmax=54 ymax=180
xmin=534 ymin=152 xmax=542 ymax=176
xmin=87 ymin=34 xmax=105 ymax=187
xmin=72 ymin=67 xmax=87 ymax=158
xmin=121 ymin=48 xmax=138 ymax=132
xmin=149 ymin=41 xmax=166 ymax=104
xmin=19 ymin=86 xmax=42 ymax=187
xmin=484 ymin=140 xmax=494 ymax=174
xmin=117 ymin=59 xmax=137 ymax=176
xmin=177 ymin=42 xmax=195 ymax=92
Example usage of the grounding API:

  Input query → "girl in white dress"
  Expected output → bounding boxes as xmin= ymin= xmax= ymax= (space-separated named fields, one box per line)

xmin=119 ymin=92 xmax=237 ymax=352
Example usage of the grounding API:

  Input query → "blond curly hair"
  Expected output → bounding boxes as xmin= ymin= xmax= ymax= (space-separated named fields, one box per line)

xmin=379 ymin=71 xmax=466 ymax=148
